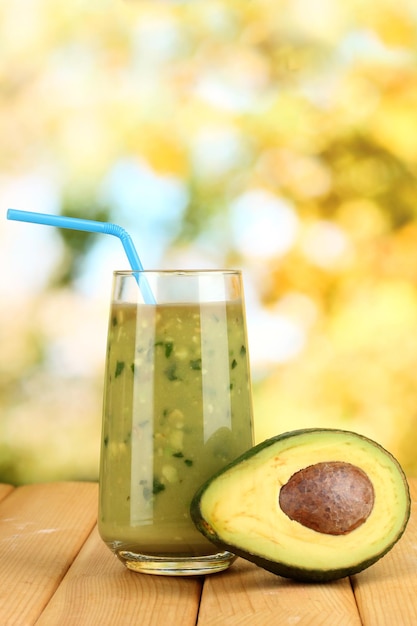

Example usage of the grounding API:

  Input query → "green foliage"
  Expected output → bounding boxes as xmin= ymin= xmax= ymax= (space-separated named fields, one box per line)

xmin=2 ymin=0 xmax=417 ymax=481
xmin=48 ymin=193 xmax=113 ymax=286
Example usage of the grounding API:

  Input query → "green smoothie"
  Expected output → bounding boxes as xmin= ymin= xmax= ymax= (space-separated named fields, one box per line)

xmin=98 ymin=299 xmax=253 ymax=558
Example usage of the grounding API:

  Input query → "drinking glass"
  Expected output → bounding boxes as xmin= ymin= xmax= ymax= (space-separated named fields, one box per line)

xmin=98 ymin=270 xmax=254 ymax=575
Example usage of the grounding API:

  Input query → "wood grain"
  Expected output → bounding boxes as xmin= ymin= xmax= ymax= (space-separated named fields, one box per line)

xmin=0 ymin=483 xmax=14 ymax=503
xmin=0 ymin=482 xmax=97 ymax=625
xmin=351 ymin=478 xmax=417 ymax=626
xmin=0 ymin=479 xmax=415 ymax=625
xmin=197 ymin=557 xmax=362 ymax=625
xmin=36 ymin=526 xmax=203 ymax=626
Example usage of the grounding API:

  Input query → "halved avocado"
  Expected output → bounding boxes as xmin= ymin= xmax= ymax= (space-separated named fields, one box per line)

xmin=190 ymin=428 xmax=411 ymax=582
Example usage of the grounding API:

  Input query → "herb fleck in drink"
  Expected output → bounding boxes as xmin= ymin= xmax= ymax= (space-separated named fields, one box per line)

xmin=98 ymin=271 xmax=254 ymax=575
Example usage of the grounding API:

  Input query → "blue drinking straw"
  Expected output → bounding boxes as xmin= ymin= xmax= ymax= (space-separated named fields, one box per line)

xmin=7 ymin=208 xmax=155 ymax=304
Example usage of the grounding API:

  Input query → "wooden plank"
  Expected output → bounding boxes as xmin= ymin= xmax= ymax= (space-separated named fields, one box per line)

xmin=0 ymin=477 xmax=415 ymax=625
xmin=37 ymin=526 xmax=203 ymax=626
xmin=197 ymin=557 xmax=362 ymax=625
xmin=0 ymin=484 xmax=14 ymax=502
xmin=352 ymin=477 xmax=417 ymax=626
xmin=0 ymin=482 xmax=98 ymax=625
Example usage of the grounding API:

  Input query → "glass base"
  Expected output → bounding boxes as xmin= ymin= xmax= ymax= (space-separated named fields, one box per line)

xmin=116 ymin=550 xmax=236 ymax=576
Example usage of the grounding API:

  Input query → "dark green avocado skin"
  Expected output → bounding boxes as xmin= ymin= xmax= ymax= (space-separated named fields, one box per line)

xmin=190 ymin=428 xmax=411 ymax=583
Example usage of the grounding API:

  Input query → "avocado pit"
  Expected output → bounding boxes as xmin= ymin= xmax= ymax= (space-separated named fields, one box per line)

xmin=279 ymin=461 xmax=375 ymax=535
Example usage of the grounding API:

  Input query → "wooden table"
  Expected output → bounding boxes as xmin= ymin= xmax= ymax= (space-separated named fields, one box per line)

xmin=0 ymin=479 xmax=415 ymax=625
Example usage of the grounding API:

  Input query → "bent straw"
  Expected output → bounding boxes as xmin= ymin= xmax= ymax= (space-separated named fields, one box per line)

xmin=7 ymin=208 xmax=155 ymax=304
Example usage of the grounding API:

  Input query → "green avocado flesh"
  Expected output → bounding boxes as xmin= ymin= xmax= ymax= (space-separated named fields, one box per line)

xmin=190 ymin=428 xmax=411 ymax=582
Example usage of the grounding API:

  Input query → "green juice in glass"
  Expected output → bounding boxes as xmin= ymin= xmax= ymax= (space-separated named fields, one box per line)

xmin=98 ymin=271 xmax=253 ymax=575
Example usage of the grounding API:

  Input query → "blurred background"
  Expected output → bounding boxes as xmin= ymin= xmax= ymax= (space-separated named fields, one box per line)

xmin=2 ymin=0 xmax=417 ymax=484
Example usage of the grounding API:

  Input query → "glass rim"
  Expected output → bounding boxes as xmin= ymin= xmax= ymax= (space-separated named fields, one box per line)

xmin=113 ymin=269 xmax=242 ymax=276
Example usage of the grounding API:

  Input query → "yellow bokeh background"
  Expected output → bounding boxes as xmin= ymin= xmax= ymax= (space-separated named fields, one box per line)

xmin=1 ymin=0 xmax=417 ymax=483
